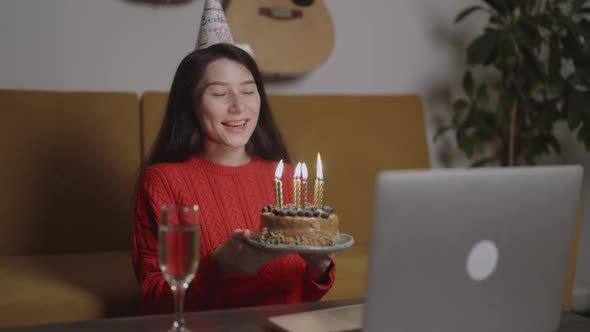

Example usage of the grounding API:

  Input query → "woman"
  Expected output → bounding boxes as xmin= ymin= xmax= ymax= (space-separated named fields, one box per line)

xmin=133 ymin=43 xmax=335 ymax=314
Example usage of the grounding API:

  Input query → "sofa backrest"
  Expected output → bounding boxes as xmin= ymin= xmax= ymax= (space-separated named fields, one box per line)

xmin=140 ymin=92 xmax=168 ymax=161
xmin=140 ymin=93 xmax=431 ymax=250
xmin=0 ymin=90 xmax=141 ymax=255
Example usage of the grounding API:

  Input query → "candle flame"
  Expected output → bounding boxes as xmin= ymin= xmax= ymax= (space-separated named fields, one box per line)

xmin=316 ymin=152 xmax=323 ymax=180
xmin=301 ymin=163 xmax=308 ymax=181
xmin=294 ymin=162 xmax=302 ymax=179
xmin=275 ymin=159 xmax=284 ymax=179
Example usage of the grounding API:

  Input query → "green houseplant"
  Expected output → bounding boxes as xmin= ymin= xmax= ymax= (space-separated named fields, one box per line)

xmin=437 ymin=0 xmax=590 ymax=166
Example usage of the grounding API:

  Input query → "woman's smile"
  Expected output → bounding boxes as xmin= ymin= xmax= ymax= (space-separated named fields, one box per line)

xmin=222 ymin=119 xmax=250 ymax=133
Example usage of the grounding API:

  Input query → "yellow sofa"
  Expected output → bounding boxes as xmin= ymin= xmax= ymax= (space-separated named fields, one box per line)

xmin=0 ymin=89 xmax=581 ymax=327
xmin=0 ymin=90 xmax=141 ymax=326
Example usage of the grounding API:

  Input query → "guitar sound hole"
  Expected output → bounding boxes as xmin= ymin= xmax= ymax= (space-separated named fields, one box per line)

xmin=292 ymin=0 xmax=314 ymax=7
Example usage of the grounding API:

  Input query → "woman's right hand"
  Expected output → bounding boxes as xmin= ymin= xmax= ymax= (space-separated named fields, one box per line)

xmin=213 ymin=229 xmax=284 ymax=277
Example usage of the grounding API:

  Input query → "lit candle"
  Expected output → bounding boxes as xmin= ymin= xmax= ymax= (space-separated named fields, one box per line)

xmin=293 ymin=162 xmax=302 ymax=208
xmin=313 ymin=152 xmax=324 ymax=208
xmin=301 ymin=163 xmax=308 ymax=208
xmin=274 ymin=160 xmax=284 ymax=209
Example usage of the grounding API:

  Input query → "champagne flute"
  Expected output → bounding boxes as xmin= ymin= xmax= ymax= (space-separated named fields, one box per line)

xmin=159 ymin=204 xmax=200 ymax=332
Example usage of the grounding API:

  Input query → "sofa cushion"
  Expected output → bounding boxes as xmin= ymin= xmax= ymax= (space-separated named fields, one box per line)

xmin=0 ymin=251 xmax=138 ymax=327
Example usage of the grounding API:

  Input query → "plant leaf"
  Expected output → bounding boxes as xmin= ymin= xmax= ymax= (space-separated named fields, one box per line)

xmin=474 ymin=110 xmax=498 ymax=141
xmin=548 ymin=35 xmax=561 ymax=85
xmin=571 ymin=66 xmax=590 ymax=85
xmin=562 ymin=32 xmax=584 ymax=66
xmin=518 ymin=14 xmax=541 ymax=41
xmin=483 ymin=0 xmax=508 ymax=15
xmin=520 ymin=0 xmax=536 ymax=12
xmin=489 ymin=15 xmax=504 ymax=26
xmin=463 ymin=71 xmax=475 ymax=97
xmin=452 ymin=100 xmax=471 ymax=126
xmin=467 ymin=30 xmax=500 ymax=65
xmin=476 ymin=84 xmax=490 ymax=104
xmin=502 ymin=0 xmax=521 ymax=12
xmin=572 ymin=0 xmax=585 ymax=12
xmin=514 ymin=23 xmax=540 ymax=52
xmin=558 ymin=15 xmax=582 ymax=36
xmin=455 ymin=6 xmax=488 ymax=23
xmin=537 ymin=13 xmax=553 ymax=29
xmin=521 ymin=48 xmax=546 ymax=81
xmin=453 ymin=99 xmax=470 ymax=112
xmin=567 ymin=90 xmax=590 ymax=129
xmin=570 ymin=91 xmax=590 ymax=114
xmin=458 ymin=136 xmax=476 ymax=158
xmin=434 ymin=126 xmax=453 ymax=141
xmin=496 ymin=34 xmax=517 ymax=67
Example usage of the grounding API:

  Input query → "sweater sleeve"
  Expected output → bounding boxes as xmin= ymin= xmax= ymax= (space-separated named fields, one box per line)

xmin=301 ymin=258 xmax=336 ymax=302
xmin=132 ymin=168 xmax=226 ymax=314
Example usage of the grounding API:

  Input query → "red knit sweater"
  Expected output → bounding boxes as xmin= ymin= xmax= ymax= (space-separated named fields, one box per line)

xmin=132 ymin=155 xmax=335 ymax=314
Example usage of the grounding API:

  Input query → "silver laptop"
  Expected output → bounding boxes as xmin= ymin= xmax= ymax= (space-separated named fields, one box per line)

xmin=365 ymin=165 xmax=583 ymax=332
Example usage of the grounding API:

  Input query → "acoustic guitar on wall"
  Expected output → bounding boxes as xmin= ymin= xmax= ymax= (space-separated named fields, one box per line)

xmin=223 ymin=0 xmax=335 ymax=76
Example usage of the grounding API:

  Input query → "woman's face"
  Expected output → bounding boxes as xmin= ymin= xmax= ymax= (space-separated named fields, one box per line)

xmin=196 ymin=58 xmax=261 ymax=152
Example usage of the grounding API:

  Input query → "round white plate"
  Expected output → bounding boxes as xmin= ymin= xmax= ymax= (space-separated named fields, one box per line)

xmin=246 ymin=233 xmax=354 ymax=254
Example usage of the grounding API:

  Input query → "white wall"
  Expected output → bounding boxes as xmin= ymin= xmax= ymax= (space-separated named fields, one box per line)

xmin=1 ymin=0 xmax=588 ymax=311
xmin=0 ymin=0 xmax=478 ymax=96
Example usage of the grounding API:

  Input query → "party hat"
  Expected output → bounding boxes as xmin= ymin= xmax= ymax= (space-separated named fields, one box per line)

xmin=196 ymin=0 xmax=233 ymax=49
xmin=196 ymin=0 xmax=254 ymax=56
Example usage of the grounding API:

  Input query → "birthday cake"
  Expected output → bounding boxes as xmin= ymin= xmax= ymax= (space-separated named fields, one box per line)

xmin=258 ymin=156 xmax=339 ymax=247
xmin=259 ymin=204 xmax=340 ymax=246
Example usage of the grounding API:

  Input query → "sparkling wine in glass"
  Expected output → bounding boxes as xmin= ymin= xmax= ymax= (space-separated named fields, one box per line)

xmin=159 ymin=204 xmax=200 ymax=332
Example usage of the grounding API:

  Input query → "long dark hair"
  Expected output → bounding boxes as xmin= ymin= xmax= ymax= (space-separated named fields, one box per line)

xmin=144 ymin=43 xmax=291 ymax=169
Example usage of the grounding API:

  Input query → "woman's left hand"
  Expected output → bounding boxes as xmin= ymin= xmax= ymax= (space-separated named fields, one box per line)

xmin=299 ymin=253 xmax=334 ymax=282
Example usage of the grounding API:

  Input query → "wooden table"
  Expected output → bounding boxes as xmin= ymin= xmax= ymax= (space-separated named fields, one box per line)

xmin=1 ymin=299 xmax=588 ymax=332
